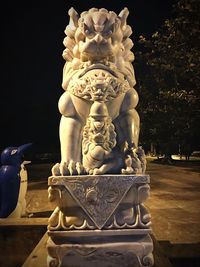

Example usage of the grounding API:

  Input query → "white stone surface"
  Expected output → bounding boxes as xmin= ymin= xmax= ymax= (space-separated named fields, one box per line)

xmin=8 ymin=162 xmax=30 ymax=218
xmin=47 ymin=232 xmax=154 ymax=267
xmin=48 ymin=175 xmax=151 ymax=231
xmin=52 ymin=7 xmax=144 ymax=176
xmin=47 ymin=7 xmax=153 ymax=267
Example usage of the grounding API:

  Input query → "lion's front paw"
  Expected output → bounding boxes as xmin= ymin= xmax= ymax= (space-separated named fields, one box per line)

xmin=51 ymin=161 xmax=85 ymax=176
xmin=88 ymin=168 xmax=103 ymax=175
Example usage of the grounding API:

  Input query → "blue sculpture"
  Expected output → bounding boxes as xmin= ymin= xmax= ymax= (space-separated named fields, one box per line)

xmin=0 ymin=143 xmax=32 ymax=218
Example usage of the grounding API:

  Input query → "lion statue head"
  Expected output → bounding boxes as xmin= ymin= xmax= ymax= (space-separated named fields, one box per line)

xmin=62 ymin=7 xmax=136 ymax=90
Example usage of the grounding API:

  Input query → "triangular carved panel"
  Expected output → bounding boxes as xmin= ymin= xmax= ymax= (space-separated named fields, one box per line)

xmin=49 ymin=175 xmax=149 ymax=229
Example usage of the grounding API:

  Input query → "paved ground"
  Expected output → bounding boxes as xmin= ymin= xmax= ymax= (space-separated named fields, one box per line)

xmin=146 ymin=159 xmax=200 ymax=244
xmin=25 ymin=159 xmax=200 ymax=244
xmin=1 ymin=159 xmax=199 ymax=267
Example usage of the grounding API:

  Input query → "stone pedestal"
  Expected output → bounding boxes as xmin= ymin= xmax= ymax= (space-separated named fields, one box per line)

xmin=47 ymin=230 xmax=153 ymax=267
xmin=47 ymin=175 xmax=154 ymax=267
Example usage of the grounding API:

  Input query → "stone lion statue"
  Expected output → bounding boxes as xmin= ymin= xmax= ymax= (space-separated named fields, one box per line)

xmin=52 ymin=7 xmax=142 ymax=176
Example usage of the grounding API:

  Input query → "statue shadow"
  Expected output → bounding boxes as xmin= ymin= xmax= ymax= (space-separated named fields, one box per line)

xmin=157 ymin=239 xmax=200 ymax=267
xmin=30 ymin=211 xmax=52 ymax=218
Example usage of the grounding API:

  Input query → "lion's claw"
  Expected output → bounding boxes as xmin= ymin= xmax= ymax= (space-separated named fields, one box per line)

xmin=51 ymin=161 xmax=85 ymax=176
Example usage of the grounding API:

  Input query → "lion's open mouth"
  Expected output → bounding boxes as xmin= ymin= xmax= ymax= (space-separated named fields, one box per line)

xmin=78 ymin=63 xmax=118 ymax=78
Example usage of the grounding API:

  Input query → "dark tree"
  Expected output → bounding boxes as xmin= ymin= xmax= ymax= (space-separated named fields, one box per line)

xmin=135 ymin=0 xmax=200 ymax=159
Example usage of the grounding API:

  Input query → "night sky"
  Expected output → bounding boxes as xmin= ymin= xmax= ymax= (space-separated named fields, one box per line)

xmin=1 ymin=0 xmax=176 ymax=154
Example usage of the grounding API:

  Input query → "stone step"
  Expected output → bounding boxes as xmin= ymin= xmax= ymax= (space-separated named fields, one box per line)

xmin=0 ymin=217 xmax=48 ymax=226
xmin=22 ymin=232 xmax=48 ymax=267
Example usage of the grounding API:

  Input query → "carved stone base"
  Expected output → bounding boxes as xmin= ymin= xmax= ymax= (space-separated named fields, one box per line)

xmin=47 ymin=230 xmax=154 ymax=267
xmin=47 ymin=174 xmax=153 ymax=266
xmin=48 ymin=175 xmax=151 ymax=231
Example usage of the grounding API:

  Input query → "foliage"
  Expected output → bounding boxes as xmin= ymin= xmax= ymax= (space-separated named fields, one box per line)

xmin=135 ymin=0 xmax=200 ymax=154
